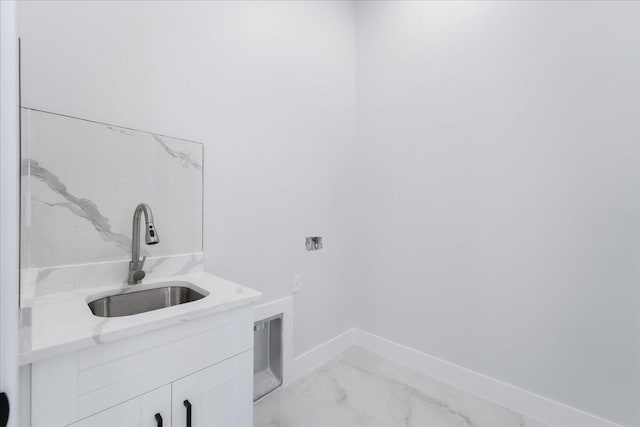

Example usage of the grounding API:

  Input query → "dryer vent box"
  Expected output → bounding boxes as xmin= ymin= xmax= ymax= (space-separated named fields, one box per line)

xmin=253 ymin=314 xmax=283 ymax=401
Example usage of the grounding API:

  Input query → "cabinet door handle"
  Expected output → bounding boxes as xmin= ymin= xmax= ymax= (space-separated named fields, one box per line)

xmin=183 ymin=400 xmax=192 ymax=427
xmin=155 ymin=413 xmax=163 ymax=427
xmin=0 ymin=392 xmax=9 ymax=427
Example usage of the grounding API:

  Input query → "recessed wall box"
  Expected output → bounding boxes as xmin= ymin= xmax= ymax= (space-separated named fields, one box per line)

xmin=305 ymin=236 xmax=323 ymax=251
xmin=253 ymin=314 xmax=283 ymax=401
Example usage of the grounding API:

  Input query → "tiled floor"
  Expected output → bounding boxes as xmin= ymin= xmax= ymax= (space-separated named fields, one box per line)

xmin=254 ymin=347 xmax=547 ymax=427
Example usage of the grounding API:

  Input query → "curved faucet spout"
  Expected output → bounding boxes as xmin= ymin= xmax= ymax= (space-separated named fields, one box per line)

xmin=129 ymin=203 xmax=159 ymax=285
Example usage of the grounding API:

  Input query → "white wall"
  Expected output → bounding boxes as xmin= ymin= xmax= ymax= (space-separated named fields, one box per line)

xmin=18 ymin=0 xmax=359 ymax=356
xmin=355 ymin=1 xmax=639 ymax=425
xmin=18 ymin=1 xmax=640 ymax=425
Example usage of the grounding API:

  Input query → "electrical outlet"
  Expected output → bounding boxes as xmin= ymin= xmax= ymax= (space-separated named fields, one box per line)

xmin=292 ymin=275 xmax=301 ymax=293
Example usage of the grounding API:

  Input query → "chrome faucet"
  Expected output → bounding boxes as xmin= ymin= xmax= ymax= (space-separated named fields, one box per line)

xmin=128 ymin=203 xmax=159 ymax=285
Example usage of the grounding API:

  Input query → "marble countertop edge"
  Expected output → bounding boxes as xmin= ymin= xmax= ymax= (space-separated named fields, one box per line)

xmin=18 ymin=271 xmax=262 ymax=365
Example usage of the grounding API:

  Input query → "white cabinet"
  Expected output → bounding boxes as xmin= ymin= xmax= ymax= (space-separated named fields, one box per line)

xmin=67 ymin=350 xmax=253 ymax=427
xmin=30 ymin=307 xmax=254 ymax=427
xmin=171 ymin=351 xmax=253 ymax=427
xmin=68 ymin=385 xmax=171 ymax=427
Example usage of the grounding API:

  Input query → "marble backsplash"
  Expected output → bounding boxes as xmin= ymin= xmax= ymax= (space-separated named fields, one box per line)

xmin=20 ymin=253 xmax=204 ymax=300
xmin=20 ymin=108 xmax=204 ymax=300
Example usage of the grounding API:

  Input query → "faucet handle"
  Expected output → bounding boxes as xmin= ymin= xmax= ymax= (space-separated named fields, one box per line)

xmin=132 ymin=269 xmax=146 ymax=283
xmin=130 ymin=256 xmax=147 ymax=284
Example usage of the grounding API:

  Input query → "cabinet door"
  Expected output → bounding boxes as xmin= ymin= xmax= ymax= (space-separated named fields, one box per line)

xmin=171 ymin=351 xmax=253 ymax=427
xmin=68 ymin=385 xmax=171 ymax=427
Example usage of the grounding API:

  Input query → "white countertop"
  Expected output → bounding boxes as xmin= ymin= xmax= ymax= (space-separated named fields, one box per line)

xmin=19 ymin=272 xmax=262 ymax=365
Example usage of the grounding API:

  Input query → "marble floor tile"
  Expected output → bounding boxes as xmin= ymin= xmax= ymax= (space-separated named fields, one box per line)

xmin=254 ymin=346 xmax=548 ymax=427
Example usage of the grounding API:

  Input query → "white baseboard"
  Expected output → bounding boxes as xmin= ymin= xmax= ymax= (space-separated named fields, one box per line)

xmin=291 ymin=328 xmax=355 ymax=382
xmin=352 ymin=329 xmax=621 ymax=427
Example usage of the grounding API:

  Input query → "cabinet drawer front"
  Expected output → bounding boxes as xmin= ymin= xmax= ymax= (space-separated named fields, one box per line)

xmin=68 ymin=385 xmax=171 ymax=427
xmin=78 ymin=320 xmax=240 ymax=395
xmin=77 ymin=308 xmax=240 ymax=371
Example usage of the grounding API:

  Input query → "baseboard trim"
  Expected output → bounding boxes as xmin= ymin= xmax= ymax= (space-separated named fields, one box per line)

xmin=352 ymin=329 xmax=621 ymax=427
xmin=291 ymin=328 xmax=355 ymax=383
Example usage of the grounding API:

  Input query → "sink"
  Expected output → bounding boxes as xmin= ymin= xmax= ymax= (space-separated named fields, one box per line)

xmin=88 ymin=281 xmax=207 ymax=318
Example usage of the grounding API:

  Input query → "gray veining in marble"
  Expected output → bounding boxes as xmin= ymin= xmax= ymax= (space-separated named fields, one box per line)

xmin=153 ymin=135 xmax=202 ymax=170
xmin=174 ymin=253 xmax=204 ymax=276
xmin=24 ymin=159 xmax=131 ymax=252
xmin=254 ymin=347 xmax=549 ymax=427
xmin=106 ymin=125 xmax=135 ymax=136
xmin=34 ymin=266 xmax=56 ymax=284
xmin=142 ymin=255 xmax=169 ymax=276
